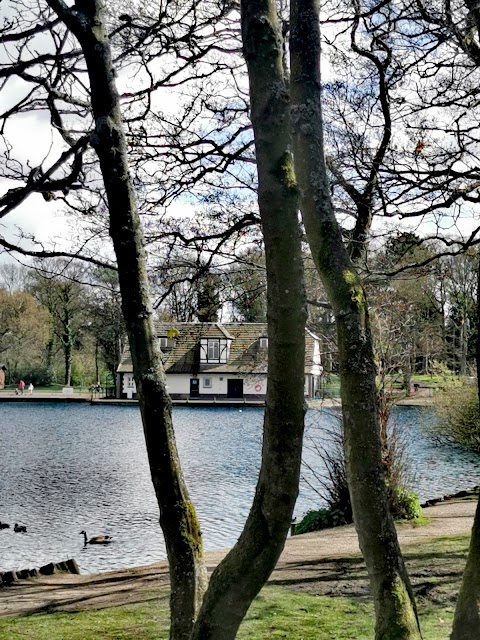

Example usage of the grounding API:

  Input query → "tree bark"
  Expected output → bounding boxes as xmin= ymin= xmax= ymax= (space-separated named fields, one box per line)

xmin=450 ymin=498 xmax=480 ymax=639
xmin=289 ymin=1 xmax=422 ymax=639
xmin=190 ymin=1 xmax=307 ymax=638
xmin=45 ymin=334 xmax=55 ymax=372
xmin=63 ymin=331 xmax=72 ymax=386
xmin=450 ymin=257 xmax=480 ymax=640
xmin=45 ymin=1 xmax=207 ymax=638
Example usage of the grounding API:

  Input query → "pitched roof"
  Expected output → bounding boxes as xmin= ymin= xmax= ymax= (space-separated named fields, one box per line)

xmin=117 ymin=322 xmax=321 ymax=375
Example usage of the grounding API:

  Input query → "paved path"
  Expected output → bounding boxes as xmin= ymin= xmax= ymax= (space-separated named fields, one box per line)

xmin=0 ymin=499 xmax=475 ymax=619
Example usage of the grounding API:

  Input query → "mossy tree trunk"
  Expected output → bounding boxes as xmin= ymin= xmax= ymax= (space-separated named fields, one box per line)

xmin=450 ymin=256 xmax=480 ymax=640
xmin=289 ymin=1 xmax=422 ymax=639
xmin=450 ymin=498 xmax=480 ymax=639
xmin=448 ymin=4 xmax=480 ymax=629
xmin=190 ymin=1 xmax=307 ymax=638
xmin=45 ymin=1 xmax=207 ymax=638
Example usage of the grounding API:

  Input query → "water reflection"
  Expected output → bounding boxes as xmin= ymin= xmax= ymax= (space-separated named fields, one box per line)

xmin=0 ymin=403 xmax=479 ymax=574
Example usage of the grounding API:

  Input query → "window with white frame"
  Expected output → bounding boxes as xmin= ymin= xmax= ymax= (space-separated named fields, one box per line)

xmin=159 ymin=337 xmax=168 ymax=349
xmin=207 ymin=340 xmax=219 ymax=360
xmin=260 ymin=337 xmax=268 ymax=349
xmin=127 ymin=376 xmax=135 ymax=388
xmin=203 ymin=377 xmax=212 ymax=389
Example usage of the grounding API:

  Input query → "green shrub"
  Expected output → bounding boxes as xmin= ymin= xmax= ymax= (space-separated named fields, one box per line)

xmin=16 ymin=366 xmax=55 ymax=387
xmin=433 ymin=380 xmax=480 ymax=452
xmin=388 ymin=488 xmax=422 ymax=520
xmin=302 ymin=417 xmax=353 ymax=526
xmin=295 ymin=489 xmax=421 ymax=535
xmin=294 ymin=508 xmax=347 ymax=535
xmin=302 ymin=407 xmax=419 ymax=535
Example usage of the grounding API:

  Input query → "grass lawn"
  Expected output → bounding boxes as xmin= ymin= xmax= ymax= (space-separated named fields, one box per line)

xmin=316 ymin=372 xmax=456 ymax=398
xmin=0 ymin=535 xmax=468 ymax=640
xmin=0 ymin=587 xmax=456 ymax=640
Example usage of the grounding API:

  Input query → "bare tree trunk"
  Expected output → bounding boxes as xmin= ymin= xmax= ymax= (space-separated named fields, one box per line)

xmin=95 ymin=340 xmax=99 ymax=384
xmin=450 ymin=257 xmax=480 ymax=639
xmin=45 ymin=335 xmax=55 ymax=371
xmin=190 ymin=1 xmax=307 ymax=638
xmin=63 ymin=333 xmax=72 ymax=386
xmin=45 ymin=2 xmax=207 ymax=638
xmin=450 ymin=499 xmax=480 ymax=639
xmin=459 ymin=317 xmax=466 ymax=375
xmin=404 ymin=361 xmax=412 ymax=397
xmin=289 ymin=1 xmax=422 ymax=638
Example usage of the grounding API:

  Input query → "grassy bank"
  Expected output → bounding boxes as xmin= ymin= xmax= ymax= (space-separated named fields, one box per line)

xmin=0 ymin=535 xmax=468 ymax=639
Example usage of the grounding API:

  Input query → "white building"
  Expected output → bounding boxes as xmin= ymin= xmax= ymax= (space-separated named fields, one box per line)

xmin=117 ymin=322 xmax=322 ymax=400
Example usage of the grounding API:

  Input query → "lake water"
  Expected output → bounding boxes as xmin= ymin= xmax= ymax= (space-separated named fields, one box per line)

xmin=0 ymin=402 xmax=479 ymax=574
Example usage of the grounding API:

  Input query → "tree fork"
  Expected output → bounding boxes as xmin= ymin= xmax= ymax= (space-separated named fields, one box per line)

xmin=189 ymin=0 xmax=307 ymax=637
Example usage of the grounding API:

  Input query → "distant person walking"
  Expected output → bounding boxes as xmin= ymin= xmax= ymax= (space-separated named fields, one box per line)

xmin=28 ymin=383 xmax=34 ymax=395
xmin=18 ymin=380 xmax=25 ymax=395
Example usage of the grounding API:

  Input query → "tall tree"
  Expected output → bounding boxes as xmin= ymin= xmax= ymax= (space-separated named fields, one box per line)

xmin=41 ymin=2 xmax=208 ymax=636
xmin=289 ymin=0 xmax=422 ymax=637
xmin=29 ymin=260 xmax=88 ymax=385
xmin=195 ymin=269 xmax=222 ymax=322
xmin=0 ymin=264 xmax=27 ymax=293
xmin=451 ymin=257 xmax=480 ymax=639
xmin=0 ymin=289 xmax=50 ymax=381
xmin=87 ymin=268 xmax=126 ymax=381
xmin=189 ymin=0 xmax=308 ymax=636
xmin=226 ymin=247 xmax=267 ymax=322
xmin=411 ymin=4 xmax=480 ymax=635
xmin=3 ymin=2 xmax=309 ymax=639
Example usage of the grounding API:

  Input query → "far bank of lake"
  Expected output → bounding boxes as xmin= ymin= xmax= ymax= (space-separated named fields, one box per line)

xmin=0 ymin=403 xmax=478 ymax=574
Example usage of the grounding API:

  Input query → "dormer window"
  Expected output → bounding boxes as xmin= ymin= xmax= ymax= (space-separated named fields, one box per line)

xmin=207 ymin=340 xmax=220 ymax=360
xmin=159 ymin=337 xmax=168 ymax=349
xmin=260 ymin=337 xmax=268 ymax=349
xmin=200 ymin=336 xmax=229 ymax=364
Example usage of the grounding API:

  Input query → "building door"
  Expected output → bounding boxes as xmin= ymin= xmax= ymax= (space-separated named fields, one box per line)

xmin=190 ymin=378 xmax=200 ymax=398
xmin=227 ymin=378 xmax=243 ymax=398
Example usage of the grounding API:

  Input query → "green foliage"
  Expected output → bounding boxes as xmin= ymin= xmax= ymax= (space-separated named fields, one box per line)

xmin=389 ymin=488 xmax=422 ymax=521
xmin=16 ymin=366 xmax=55 ymax=386
xmin=296 ymin=489 xmax=421 ymax=535
xmin=294 ymin=508 xmax=348 ymax=534
xmin=0 ymin=289 xmax=51 ymax=382
xmin=318 ymin=373 xmax=341 ymax=398
xmin=302 ymin=415 xmax=353 ymax=525
xmin=195 ymin=270 xmax=221 ymax=322
xmin=433 ymin=380 xmax=480 ymax=452
xmin=428 ymin=360 xmax=453 ymax=380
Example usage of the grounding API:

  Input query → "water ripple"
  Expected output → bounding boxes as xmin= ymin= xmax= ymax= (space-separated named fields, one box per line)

xmin=0 ymin=402 xmax=479 ymax=574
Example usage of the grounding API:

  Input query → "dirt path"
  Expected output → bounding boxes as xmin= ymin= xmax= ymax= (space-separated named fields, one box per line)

xmin=0 ymin=499 xmax=475 ymax=618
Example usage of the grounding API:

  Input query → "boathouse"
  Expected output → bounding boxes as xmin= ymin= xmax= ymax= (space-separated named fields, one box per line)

xmin=116 ymin=322 xmax=322 ymax=400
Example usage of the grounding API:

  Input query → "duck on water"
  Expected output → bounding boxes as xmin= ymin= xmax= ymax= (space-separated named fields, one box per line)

xmin=80 ymin=530 xmax=113 ymax=545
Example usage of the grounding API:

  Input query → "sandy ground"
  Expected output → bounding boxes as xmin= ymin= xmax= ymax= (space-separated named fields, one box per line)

xmin=0 ymin=499 xmax=475 ymax=619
